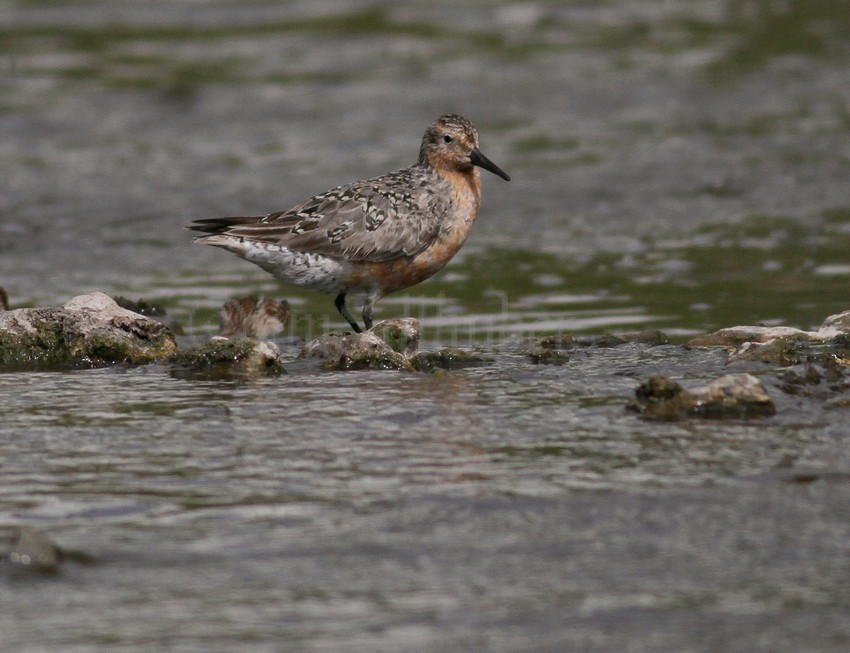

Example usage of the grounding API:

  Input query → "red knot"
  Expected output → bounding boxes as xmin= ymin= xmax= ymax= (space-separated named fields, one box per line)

xmin=189 ymin=114 xmax=510 ymax=333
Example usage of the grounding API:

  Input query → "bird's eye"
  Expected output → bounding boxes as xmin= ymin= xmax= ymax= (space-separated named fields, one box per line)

xmin=443 ymin=135 xmax=453 ymax=143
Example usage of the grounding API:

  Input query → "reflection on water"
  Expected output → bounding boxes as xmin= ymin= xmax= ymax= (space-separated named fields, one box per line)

xmin=158 ymin=216 xmax=850 ymax=343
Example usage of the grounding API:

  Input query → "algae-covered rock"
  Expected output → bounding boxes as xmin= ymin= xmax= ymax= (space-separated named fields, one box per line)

xmin=689 ymin=311 xmax=850 ymax=349
xmin=635 ymin=375 xmax=684 ymax=402
xmin=776 ymin=353 xmax=849 ymax=398
xmin=634 ymin=373 xmax=775 ymax=420
xmin=728 ymin=339 xmax=801 ymax=366
xmin=527 ymin=348 xmax=570 ymax=365
xmin=778 ymin=364 xmax=825 ymax=396
xmin=527 ymin=333 xmax=574 ymax=350
xmin=0 ymin=292 xmax=176 ymax=370
xmin=368 ymin=318 xmax=420 ymax=356
xmin=410 ymin=347 xmax=491 ymax=372
xmin=219 ymin=295 xmax=290 ymax=338
xmin=622 ymin=329 xmax=671 ymax=346
xmin=0 ymin=525 xmax=62 ymax=574
xmin=593 ymin=333 xmax=628 ymax=347
xmin=522 ymin=333 xmax=573 ymax=364
xmin=173 ymin=336 xmax=284 ymax=378
xmin=300 ymin=331 xmax=413 ymax=371
xmin=299 ymin=322 xmax=486 ymax=373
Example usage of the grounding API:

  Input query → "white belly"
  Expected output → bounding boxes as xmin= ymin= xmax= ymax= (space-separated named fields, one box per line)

xmin=199 ymin=235 xmax=353 ymax=294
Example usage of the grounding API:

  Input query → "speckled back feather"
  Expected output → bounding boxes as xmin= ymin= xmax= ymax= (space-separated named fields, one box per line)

xmin=192 ymin=166 xmax=453 ymax=263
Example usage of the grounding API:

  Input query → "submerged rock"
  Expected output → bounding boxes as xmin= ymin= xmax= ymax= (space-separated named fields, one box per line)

xmin=173 ymin=336 xmax=284 ymax=378
xmin=0 ymin=525 xmax=62 ymax=574
xmin=0 ymin=292 xmax=177 ymax=370
xmin=622 ymin=329 xmax=671 ymax=346
xmin=527 ymin=333 xmax=574 ymax=350
xmin=522 ymin=329 xmax=668 ymax=360
xmin=778 ymin=364 xmax=825 ymax=396
xmin=777 ymin=355 xmax=848 ymax=398
xmin=522 ymin=333 xmax=573 ymax=364
xmin=220 ymin=295 xmax=290 ymax=338
xmin=634 ymin=373 xmax=776 ymax=420
xmin=527 ymin=348 xmax=570 ymax=365
xmin=410 ymin=347 xmax=492 ymax=372
xmin=727 ymin=339 xmax=801 ymax=366
xmin=593 ymin=333 xmax=628 ymax=347
xmin=573 ymin=330 xmax=671 ymax=348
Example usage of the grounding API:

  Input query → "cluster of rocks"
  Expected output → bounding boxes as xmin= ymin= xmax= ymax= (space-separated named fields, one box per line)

xmin=518 ymin=313 xmax=850 ymax=421
xmin=0 ymin=292 xmax=490 ymax=378
xmin=2 ymin=291 xmax=850 ymax=408
xmin=298 ymin=318 xmax=489 ymax=372
xmin=630 ymin=312 xmax=850 ymax=420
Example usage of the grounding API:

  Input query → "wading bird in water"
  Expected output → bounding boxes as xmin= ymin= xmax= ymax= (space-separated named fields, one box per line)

xmin=189 ymin=114 xmax=510 ymax=333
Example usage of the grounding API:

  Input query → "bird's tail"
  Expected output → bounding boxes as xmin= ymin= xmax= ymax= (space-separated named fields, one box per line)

xmin=185 ymin=216 xmax=263 ymax=236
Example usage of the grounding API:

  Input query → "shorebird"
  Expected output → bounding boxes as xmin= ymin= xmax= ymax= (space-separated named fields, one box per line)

xmin=189 ymin=114 xmax=510 ymax=333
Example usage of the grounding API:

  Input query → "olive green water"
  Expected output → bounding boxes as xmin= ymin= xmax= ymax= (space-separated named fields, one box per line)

xmin=1 ymin=2 xmax=850 ymax=651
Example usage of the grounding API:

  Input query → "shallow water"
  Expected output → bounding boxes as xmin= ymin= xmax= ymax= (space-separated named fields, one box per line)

xmin=3 ymin=348 xmax=850 ymax=651
xmin=2 ymin=1 xmax=850 ymax=651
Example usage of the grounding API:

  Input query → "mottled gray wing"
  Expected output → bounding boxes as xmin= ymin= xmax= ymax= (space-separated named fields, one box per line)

xmin=216 ymin=171 xmax=449 ymax=263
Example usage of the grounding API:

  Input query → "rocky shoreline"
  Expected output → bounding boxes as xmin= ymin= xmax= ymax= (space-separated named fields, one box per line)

xmin=2 ymin=291 xmax=850 ymax=417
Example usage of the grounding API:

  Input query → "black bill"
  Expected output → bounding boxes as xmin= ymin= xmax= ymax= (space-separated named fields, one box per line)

xmin=469 ymin=148 xmax=511 ymax=181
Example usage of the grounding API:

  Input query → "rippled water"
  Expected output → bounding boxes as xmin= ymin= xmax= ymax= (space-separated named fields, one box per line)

xmin=2 ymin=1 xmax=850 ymax=651
xmin=3 ymin=347 xmax=850 ymax=651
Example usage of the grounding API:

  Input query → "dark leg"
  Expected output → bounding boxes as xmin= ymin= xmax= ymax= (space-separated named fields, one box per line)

xmin=334 ymin=292 xmax=362 ymax=333
xmin=362 ymin=302 xmax=373 ymax=331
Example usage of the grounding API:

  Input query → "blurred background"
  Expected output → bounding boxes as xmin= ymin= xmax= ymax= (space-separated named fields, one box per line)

xmin=2 ymin=0 xmax=849 ymax=338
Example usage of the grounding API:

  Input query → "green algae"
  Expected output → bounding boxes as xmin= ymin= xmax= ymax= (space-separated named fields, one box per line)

xmin=534 ymin=334 xmax=575 ymax=350
xmin=526 ymin=348 xmax=570 ymax=366
xmin=368 ymin=320 xmax=420 ymax=356
xmin=0 ymin=313 xmax=176 ymax=371
xmin=0 ymin=318 xmax=67 ymax=370
xmin=324 ymin=350 xmax=412 ymax=372
xmin=410 ymin=347 xmax=491 ymax=372
xmin=173 ymin=337 xmax=284 ymax=378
